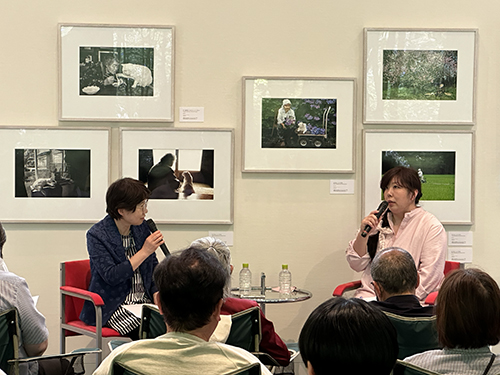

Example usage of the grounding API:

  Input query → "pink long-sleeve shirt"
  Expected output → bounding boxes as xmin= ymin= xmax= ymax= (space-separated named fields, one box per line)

xmin=346 ymin=207 xmax=447 ymax=301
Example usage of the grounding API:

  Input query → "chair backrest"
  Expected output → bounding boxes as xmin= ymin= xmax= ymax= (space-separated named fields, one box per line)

xmin=444 ymin=261 xmax=460 ymax=276
xmin=113 ymin=362 xmax=143 ymax=375
xmin=384 ymin=312 xmax=440 ymax=360
xmin=139 ymin=305 xmax=166 ymax=339
xmin=0 ymin=308 xmax=19 ymax=374
xmin=60 ymin=260 xmax=92 ymax=323
xmin=223 ymin=362 xmax=261 ymax=375
xmin=393 ymin=360 xmax=442 ymax=375
xmin=225 ymin=307 xmax=261 ymax=353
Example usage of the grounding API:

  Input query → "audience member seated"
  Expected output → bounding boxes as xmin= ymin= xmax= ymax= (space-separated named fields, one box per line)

xmin=93 ymin=247 xmax=272 ymax=375
xmin=404 ymin=268 xmax=500 ymax=374
xmin=299 ymin=297 xmax=398 ymax=375
xmin=370 ymin=247 xmax=434 ymax=317
xmin=0 ymin=223 xmax=49 ymax=375
xmin=190 ymin=237 xmax=291 ymax=366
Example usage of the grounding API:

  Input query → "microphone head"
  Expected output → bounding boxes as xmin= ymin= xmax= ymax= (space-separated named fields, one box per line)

xmin=146 ymin=218 xmax=158 ymax=233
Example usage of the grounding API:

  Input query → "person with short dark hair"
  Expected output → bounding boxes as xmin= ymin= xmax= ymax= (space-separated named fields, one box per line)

xmin=299 ymin=297 xmax=398 ymax=375
xmin=346 ymin=166 xmax=447 ymax=301
xmin=404 ymin=268 xmax=500 ymax=374
xmin=370 ymin=247 xmax=434 ymax=317
xmin=93 ymin=248 xmax=272 ymax=375
xmin=80 ymin=178 xmax=165 ymax=340
xmin=190 ymin=237 xmax=290 ymax=366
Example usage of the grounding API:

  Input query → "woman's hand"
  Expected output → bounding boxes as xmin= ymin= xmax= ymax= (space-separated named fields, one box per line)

xmin=141 ymin=231 xmax=164 ymax=256
xmin=352 ymin=210 xmax=381 ymax=257
xmin=129 ymin=231 xmax=164 ymax=271
xmin=359 ymin=210 xmax=381 ymax=237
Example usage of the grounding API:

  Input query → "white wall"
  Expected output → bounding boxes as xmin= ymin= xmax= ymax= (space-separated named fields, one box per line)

xmin=1 ymin=0 xmax=499 ymax=372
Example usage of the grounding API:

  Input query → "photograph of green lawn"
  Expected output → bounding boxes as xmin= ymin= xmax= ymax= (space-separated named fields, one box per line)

xmin=382 ymin=50 xmax=458 ymax=101
xmin=382 ymin=151 xmax=455 ymax=201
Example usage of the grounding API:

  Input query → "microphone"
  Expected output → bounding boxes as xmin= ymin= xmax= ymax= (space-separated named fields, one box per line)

xmin=146 ymin=219 xmax=170 ymax=257
xmin=361 ymin=201 xmax=389 ymax=238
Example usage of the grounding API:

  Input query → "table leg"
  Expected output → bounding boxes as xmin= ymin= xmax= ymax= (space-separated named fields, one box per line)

xmin=259 ymin=302 xmax=266 ymax=316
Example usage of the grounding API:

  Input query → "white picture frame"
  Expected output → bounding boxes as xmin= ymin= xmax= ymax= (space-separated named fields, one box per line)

xmin=364 ymin=28 xmax=477 ymax=125
xmin=120 ymin=128 xmax=234 ymax=224
xmin=242 ymin=77 xmax=356 ymax=173
xmin=0 ymin=127 xmax=110 ymax=223
xmin=363 ymin=130 xmax=474 ymax=225
xmin=59 ymin=23 xmax=174 ymax=122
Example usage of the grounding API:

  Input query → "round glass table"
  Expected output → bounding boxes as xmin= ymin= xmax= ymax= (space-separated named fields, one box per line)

xmin=231 ymin=286 xmax=312 ymax=315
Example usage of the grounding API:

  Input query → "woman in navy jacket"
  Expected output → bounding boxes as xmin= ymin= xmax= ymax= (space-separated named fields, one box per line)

xmin=80 ymin=178 xmax=163 ymax=339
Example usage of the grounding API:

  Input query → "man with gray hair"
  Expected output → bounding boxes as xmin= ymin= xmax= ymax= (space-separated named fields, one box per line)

xmin=370 ymin=247 xmax=434 ymax=317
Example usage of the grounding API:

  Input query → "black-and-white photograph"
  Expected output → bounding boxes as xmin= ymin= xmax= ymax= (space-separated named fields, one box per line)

xmin=79 ymin=46 xmax=154 ymax=96
xmin=138 ymin=149 xmax=214 ymax=200
xmin=15 ymin=149 xmax=91 ymax=198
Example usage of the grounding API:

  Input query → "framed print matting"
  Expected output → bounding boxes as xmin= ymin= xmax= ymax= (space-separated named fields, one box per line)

xmin=120 ymin=128 xmax=233 ymax=224
xmin=364 ymin=28 xmax=477 ymax=125
xmin=0 ymin=127 xmax=110 ymax=223
xmin=59 ymin=24 xmax=174 ymax=122
xmin=363 ymin=130 xmax=474 ymax=225
xmin=243 ymin=77 xmax=355 ymax=173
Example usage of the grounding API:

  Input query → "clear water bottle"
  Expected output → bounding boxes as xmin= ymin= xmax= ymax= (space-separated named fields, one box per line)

xmin=239 ymin=263 xmax=252 ymax=296
xmin=279 ymin=264 xmax=292 ymax=296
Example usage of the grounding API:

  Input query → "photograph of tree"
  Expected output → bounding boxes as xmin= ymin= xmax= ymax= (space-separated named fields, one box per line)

xmin=381 ymin=150 xmax=456 ymax=201
xmin=79 ymin=46 xmax=154 ymax=96
xmin=382 ymin=50 xmax=458 ymax=100
xmin=260 ymin=98 xmax=337 ymax=149
xmin=15 ymin=149 xmax=91 ymax=198
xmin=138 ymin=149 xmax=214 ymax=200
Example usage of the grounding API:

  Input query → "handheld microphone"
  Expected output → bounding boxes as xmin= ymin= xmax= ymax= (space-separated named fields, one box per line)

xmin=361 ymin=201 xmax=389 ymax=238
xmin=146 ymin=218 xmax=170 ymax=257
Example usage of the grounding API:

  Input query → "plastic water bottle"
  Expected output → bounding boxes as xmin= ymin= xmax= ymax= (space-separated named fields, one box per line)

xmin=239 ymin=263 xmax=252 ymax=296
xmin=279 ymin=264 xmax=292 ymax=296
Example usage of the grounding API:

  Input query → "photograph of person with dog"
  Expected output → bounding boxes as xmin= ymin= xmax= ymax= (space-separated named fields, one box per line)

xmin=381 ymin=150 xmax=456 ymax=201
xmin=137 ymin=149 xmax=214 ymax=200
xmin=79 ymin=46 xmax=154 ymax=96
xmin=261 ymin=98 xmax=337 ymax=149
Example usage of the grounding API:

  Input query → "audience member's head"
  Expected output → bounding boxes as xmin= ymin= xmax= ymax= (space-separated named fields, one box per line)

xmin=371 ymin=247 xmax=418 ymax=301
xmin=153 ymin=247 xmax=229 ymax=335
xmin=436 ymin=268 xmax=500 ymax=349
xmin=190 ymin=237 xmax=232 ymax=297
xmin=299 ymin=297 xmax=398 ymax=375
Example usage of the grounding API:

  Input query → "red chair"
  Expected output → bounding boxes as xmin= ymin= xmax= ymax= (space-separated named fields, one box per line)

xmin=333 ymin=260 xmax=461 ymax=301
xmin=60 ymin=259 xmax=123 ymax=364
xmin=424 ymin=260 xmax=461 ymax=305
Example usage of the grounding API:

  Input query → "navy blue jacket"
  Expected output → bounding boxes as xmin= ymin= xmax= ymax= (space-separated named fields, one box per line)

xmin=80 ymin=215 xmax=159 ymax=326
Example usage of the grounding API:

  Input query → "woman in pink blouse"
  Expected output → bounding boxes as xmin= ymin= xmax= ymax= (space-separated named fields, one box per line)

xmin=346 ymin=166 xmax=447 ymax=301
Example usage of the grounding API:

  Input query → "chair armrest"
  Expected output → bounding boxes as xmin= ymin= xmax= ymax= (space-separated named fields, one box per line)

xmin=332 ymin=280 xmax=362 ymax=297
xmin=252 ymin=352 xmax=280 ymax=367
xmin=425 ymin=291 xmax=438 ymax=306
xmin=60 ymin=286 xmax=105 ymax=306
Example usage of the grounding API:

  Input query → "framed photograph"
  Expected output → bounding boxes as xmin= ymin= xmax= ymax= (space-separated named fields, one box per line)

xmin=363 ymin=130 xmax=474 ymax=225
xmin=242 ymin=77 xmax=355 ymax=173
xmin=364 ymin=28 xmax=477 ymax=125
xmin=120 ymin=128 xmax=233 ymax=224
xmin=59 ymin=24 xmax=174 ymax=122
xmin=0 ymin=127 xmax=110 ymax=223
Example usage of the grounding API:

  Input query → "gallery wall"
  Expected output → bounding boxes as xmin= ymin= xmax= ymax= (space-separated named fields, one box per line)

xmin=1 ymin=0 xmax=499 ymax=371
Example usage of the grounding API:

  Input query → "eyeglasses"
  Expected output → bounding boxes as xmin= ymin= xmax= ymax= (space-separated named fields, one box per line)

xmin=137 ymin=200 xmax=148 ymax=211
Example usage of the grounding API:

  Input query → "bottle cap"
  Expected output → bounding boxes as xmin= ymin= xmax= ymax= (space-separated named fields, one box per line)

xmin=282 ymin=264 xmax=288 ymax=270
xmin=242 ymin=263 xmax=249 ymax=268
